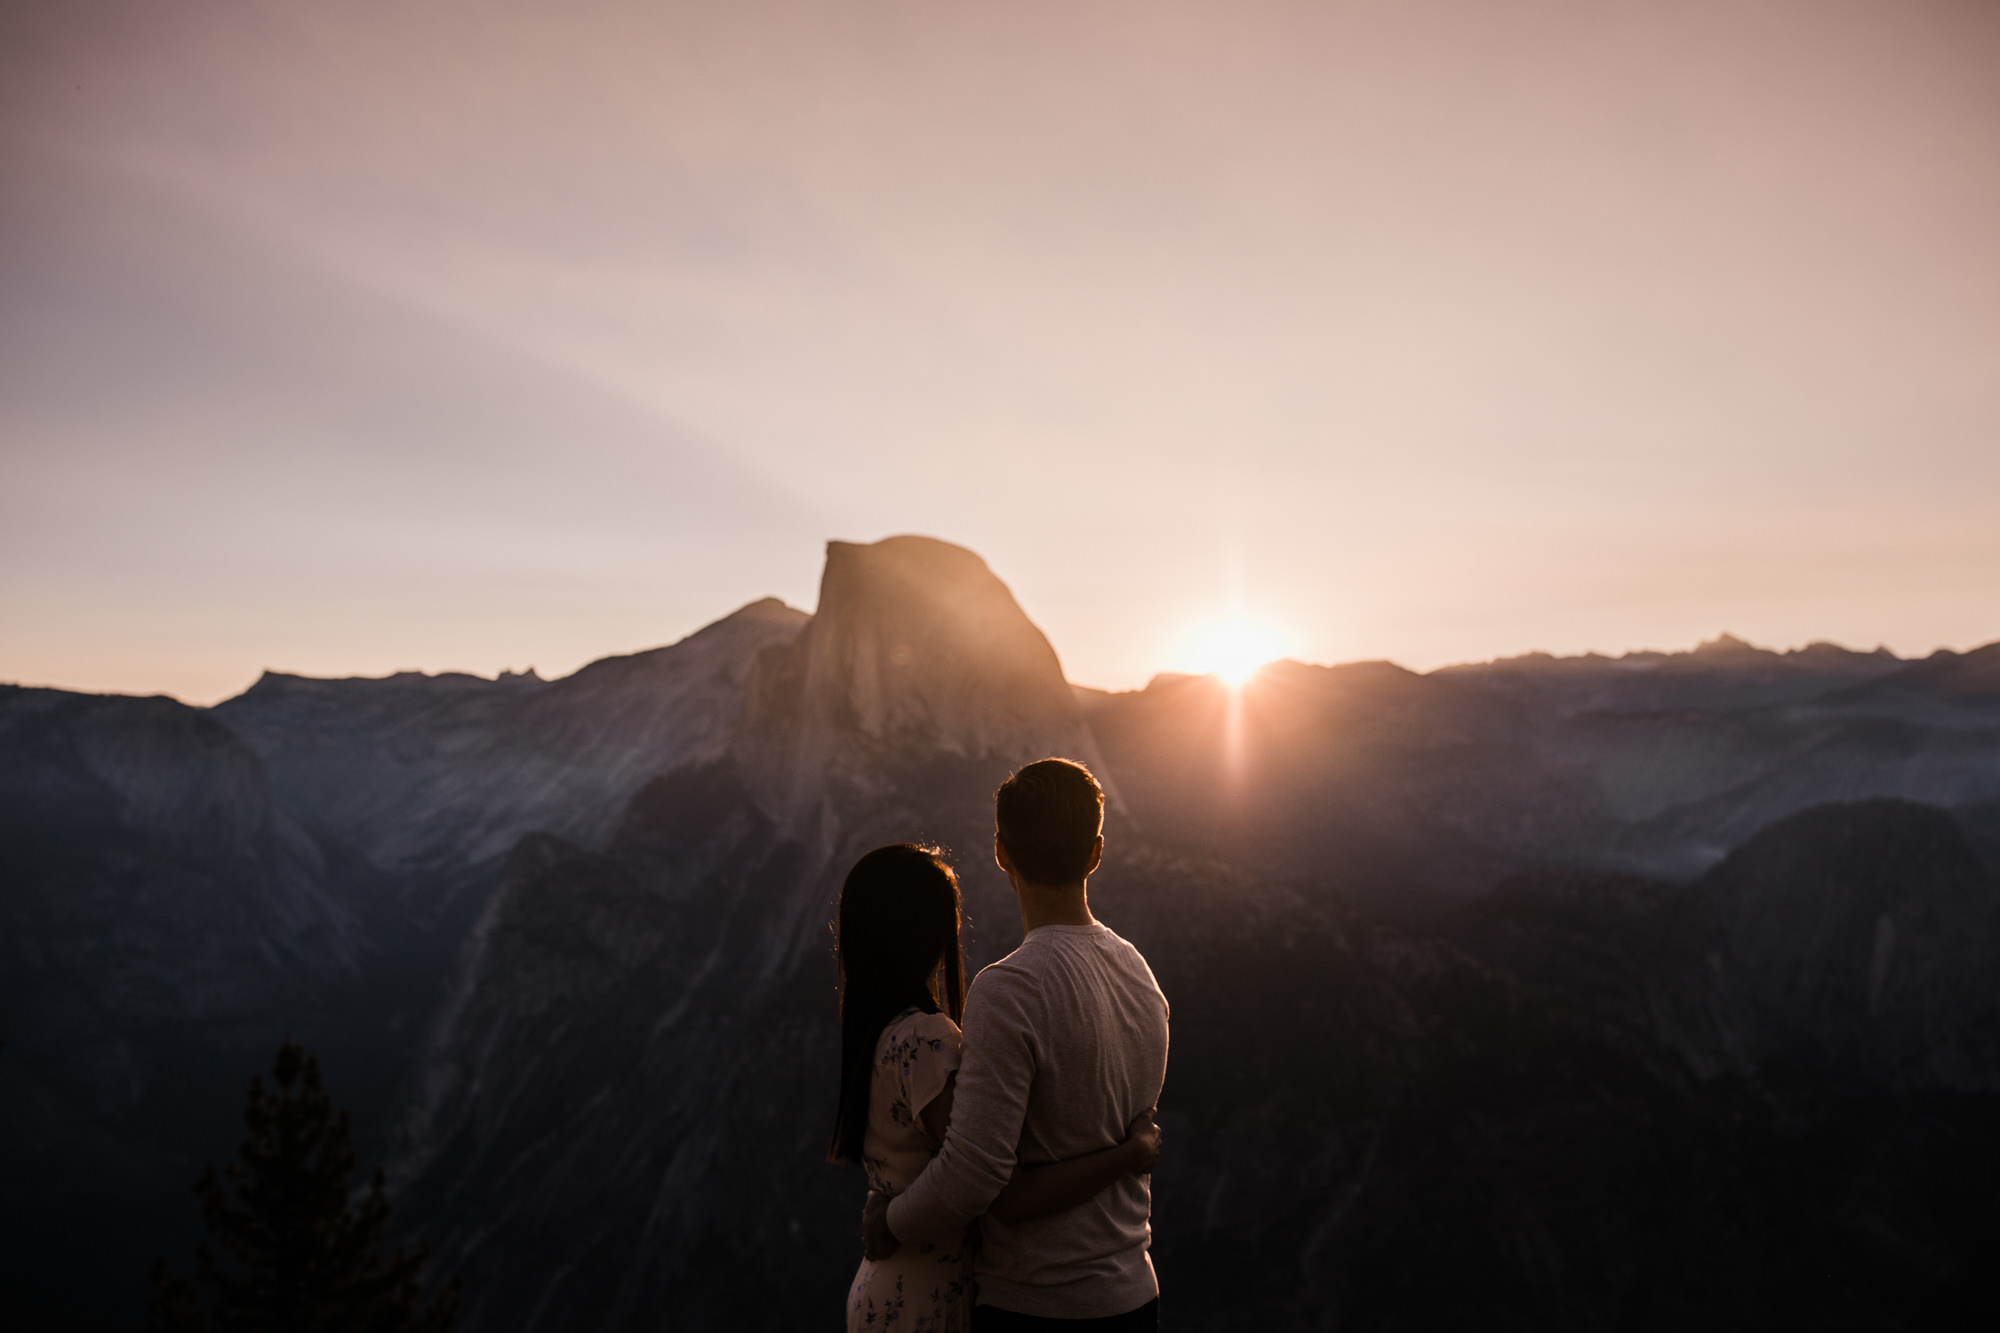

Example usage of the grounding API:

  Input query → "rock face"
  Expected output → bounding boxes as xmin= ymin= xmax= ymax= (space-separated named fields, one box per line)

xmin=1704 ymin=800 xmax=2000 ymax=1091
xmin=214 ymin=597 xmax=807 ymax=876
xmin=386 ymin=767 xmax=837 ymax=1331
xmin=0 ymin=685 xmax=350 ymax=1032
xmin=738 ymin=537 xmax=1109 ymax=826
xmin=0 ymin=600 xmax=806 ymax=1331
xmin=4 ymin=536 xmax=1999 ymax=1331
xmin=769 ymin=537 xmax=1084 ymax=760
xmin=0 ymin=686 xmax=356 ymax=1330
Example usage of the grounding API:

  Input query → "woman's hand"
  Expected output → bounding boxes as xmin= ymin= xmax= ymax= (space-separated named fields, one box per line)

xmin=1123 ymin=1107 xmax=1162 ymax=1175
xmin=862 ymin=1190 xmax=900 ymax=1261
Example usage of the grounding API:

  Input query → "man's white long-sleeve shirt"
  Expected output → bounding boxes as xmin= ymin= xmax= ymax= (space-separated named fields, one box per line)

xmin=886 ymin=922 xmax=1170 ymax=1319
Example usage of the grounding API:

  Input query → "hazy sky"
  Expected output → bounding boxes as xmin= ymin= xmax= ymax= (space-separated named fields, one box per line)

xmin=4 ymin=0 xmax=1996 ymax=703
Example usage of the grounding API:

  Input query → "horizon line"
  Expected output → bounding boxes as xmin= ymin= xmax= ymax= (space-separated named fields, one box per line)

xmin=9 ymin=611 xmax=1992 ymax=710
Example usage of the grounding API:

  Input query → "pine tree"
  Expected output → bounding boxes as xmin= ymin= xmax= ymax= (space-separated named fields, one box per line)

xmin=149 ymin=1040 xmax=460 ymax=1333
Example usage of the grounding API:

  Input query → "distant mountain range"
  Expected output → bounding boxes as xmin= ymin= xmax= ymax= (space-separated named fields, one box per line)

xmin=4 ymin=535 xmax=1997 ymax=1330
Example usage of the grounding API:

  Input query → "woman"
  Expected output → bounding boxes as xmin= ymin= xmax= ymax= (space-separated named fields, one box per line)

xmin=829 ymin=844 xmax=1160 ymax=1332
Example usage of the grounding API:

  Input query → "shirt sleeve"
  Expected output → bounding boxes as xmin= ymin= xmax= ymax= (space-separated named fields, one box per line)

xmin=899 ymin=1012 xmax=962 ymax=1149
xmin=886 ymin=966 xmax=1040 ymax=1245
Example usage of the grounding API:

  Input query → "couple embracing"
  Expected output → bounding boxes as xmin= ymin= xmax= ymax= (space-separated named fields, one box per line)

xmin=831 ymin=759 xmax=1171 ymax=1330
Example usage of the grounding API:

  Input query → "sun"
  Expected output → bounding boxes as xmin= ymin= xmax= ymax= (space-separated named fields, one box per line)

xmin=1180 ymin=619 xmax=1283 ymax=686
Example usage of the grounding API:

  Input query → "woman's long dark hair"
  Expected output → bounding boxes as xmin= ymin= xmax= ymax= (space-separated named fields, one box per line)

xmin=827 ymin=844 xmax=966 ymax=1164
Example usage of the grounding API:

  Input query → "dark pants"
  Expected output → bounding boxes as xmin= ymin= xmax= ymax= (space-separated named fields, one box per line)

xmin=971 ymin=1298 xmax=1159 ymax=1332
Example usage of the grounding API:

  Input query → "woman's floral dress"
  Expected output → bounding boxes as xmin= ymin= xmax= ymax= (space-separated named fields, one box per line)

xmin=846 ymin=1008 xmax=974 ymax=1332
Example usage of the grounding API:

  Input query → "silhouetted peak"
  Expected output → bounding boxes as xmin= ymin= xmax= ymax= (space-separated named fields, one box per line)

xmin=228 ymin=666 xmax=540 ymax=706
xmin=720 ymin=595 xmax=810 ymax=626
xmin=556 ymin=597 xmax=809 ymax=689
xmin=822 ymin=535 xmax=998 ymax=597
xmin=736 ymin=536 xmax=1104 ymax=803
xmin=1299 ymin=658 xmax=1419 ymax=684
xmin=1690 ymin=632 xmax=1766 ymax=660
xmin=1785 ymin=640 xmax=1897 ymax=666
xmin=799 ymin=535 xmax=1078 ymax=749
xmin=1823 ymin=640 xmax=2000 ymax=707
xmin=1896 ymin=642 xmax=2000 ymax=699
xmin=1457 ymin=637 xmax=1904 ymax=677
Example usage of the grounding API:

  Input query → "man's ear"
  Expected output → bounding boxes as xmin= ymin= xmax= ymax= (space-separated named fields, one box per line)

xmin=1085 ymin=835 xmax=1104 ymax=877
xmin=994 ymin=833 xmax=1015 ymax=876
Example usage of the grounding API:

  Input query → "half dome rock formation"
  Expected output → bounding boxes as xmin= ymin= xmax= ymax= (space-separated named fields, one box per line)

xmin=738 ymin=536 xmax=1111 ymax=820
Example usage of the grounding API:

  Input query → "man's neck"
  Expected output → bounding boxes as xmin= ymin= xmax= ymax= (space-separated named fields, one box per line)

xmin=1014 ymin=878 xmax=1097 ymax=934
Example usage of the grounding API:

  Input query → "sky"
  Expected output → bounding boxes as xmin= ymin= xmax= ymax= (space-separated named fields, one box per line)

xmin=3 ymin=0 xmax=1996 ymax=703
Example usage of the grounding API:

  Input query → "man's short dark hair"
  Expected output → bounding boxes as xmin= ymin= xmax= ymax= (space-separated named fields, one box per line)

xmin=995 ymin=758 xmax=1104 ymax=887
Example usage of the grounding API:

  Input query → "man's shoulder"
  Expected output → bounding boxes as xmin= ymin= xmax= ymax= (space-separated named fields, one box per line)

xmin=971 ymin=925 xmax=1091 ymax=979
xmin=969 ymin=943 xmax=1045 ymax=992
xmin=1079 ymin=925 xmax=1170 ymax=1019
xmin=977 ymin=925 xmax=1162 ymax=992
xmin=1093 ymin=923 xmax=1150 ymax=962
xmin=964 ymin=932 xmax=1081 ymax=1010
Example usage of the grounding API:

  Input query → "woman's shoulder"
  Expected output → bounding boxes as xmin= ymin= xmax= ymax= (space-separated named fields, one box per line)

xmin=881 ymin=1007 xmax=961 ymax=1049
xmin=908 ymin=1008 xmax=960 ymax=1042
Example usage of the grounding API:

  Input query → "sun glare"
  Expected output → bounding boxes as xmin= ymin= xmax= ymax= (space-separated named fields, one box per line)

xmin=1181 ymin=619 xmax=1283 ymax=686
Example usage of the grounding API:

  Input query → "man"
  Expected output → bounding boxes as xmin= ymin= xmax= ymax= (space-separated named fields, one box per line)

xmin=864 ymin=758 xmax=1172 ymax=1329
